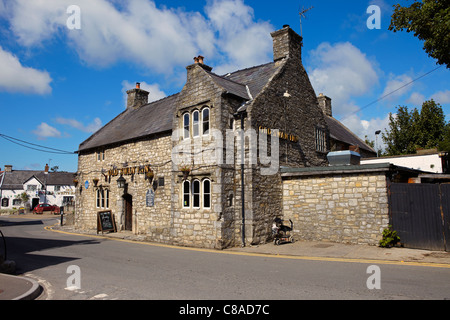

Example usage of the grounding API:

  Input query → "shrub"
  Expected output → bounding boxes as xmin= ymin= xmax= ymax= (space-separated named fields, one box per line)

xmin=379 ymin=225 xmax=400 ymax=248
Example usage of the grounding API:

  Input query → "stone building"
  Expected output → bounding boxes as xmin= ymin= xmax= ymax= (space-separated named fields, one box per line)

xmin=75 ymin=25 xmax=374 ymax=249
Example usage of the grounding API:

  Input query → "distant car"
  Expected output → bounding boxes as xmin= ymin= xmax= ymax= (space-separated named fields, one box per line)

xmin=33 ymin=203 xmax=60 ymax=214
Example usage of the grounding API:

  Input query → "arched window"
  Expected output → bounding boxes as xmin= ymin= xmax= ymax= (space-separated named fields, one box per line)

xmin=192 ymin=110 xmax=199 ymax=137
xmin=203 ymin=179 xmax=211 ymax=208
xmin=202 ymin=108 xmax=210 ymax=135
xmin=192 ymin=179 xmax=200 ymax=208
xmin=183 ymin=180 xmax=190 ymax=208
xmin=183 ymin=113 xmax=190 ymax=139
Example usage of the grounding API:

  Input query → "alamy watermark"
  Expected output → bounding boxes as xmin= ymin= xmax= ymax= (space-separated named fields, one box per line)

xmin=171 ymin=127 xmax=280 ymax=176
xmin=366 ymin=265 xmax=381 ymax=290
xmin=367 ymin=5 xmax=381 ymax=30
xmin=67 ymin=5 xmax=81 ymax=30
xmin=66 ymin=264 xmax=81 ymax=290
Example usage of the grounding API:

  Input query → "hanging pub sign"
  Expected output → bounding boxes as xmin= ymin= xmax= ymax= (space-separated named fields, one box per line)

xmin=108 ymin=165 xmax=152 ymax=177
xmin=146 ymin=189 xmax=155 ymax=207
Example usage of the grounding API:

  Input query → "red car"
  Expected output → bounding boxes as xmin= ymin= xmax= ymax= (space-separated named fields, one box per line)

xmin=33 ymin=203 xmax=60 ymax=214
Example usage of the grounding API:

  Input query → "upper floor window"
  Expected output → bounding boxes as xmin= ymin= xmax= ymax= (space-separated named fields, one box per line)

xmin=183 ymin=113 xmax=190 ymax=139
xmin=96 ymin=150 xmax=105 ymax=161
xmin=193 ymin=110 xmax=200 ymax=137
xmin=315 ymin=127 xmax=327 ymax=153
xmin=182 ymin=107 xmax=210 ymax=139
xmin=202 ymin=108 xmax=210 ymax=135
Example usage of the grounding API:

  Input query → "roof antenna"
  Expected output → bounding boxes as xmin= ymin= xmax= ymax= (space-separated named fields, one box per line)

xmin=299 ymin=5 xmax=313 ymax=38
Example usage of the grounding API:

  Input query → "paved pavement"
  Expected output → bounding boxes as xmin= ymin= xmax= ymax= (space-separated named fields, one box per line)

xmin=1 ymin=213 xmax=450 ymax=300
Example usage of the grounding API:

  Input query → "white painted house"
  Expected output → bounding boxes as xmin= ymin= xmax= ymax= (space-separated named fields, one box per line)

xmin=0 ymin=165 xmax=75 ymax=211
xmin=361 ymin=150 xmax=449 ymax=174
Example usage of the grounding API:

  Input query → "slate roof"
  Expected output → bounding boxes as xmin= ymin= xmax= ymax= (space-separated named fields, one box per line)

xmin=325 ymin=115 xmax=375 ymax=154
xmin=78 ymin=93 xmax=178 ymax=152
xmin=0 ymin=170 xmax=75 ymax=190
xmin=77 ymin=62 xmax=282 ymax=152
xmin=77 ymin=60 xmax=373 ymax=156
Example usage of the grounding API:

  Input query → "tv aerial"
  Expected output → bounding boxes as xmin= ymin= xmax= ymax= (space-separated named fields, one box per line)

xmin=299 ymin=5 xmax=314 ymax=37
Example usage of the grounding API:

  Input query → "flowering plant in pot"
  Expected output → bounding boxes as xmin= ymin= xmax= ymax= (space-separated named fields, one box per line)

xmin=180 ymin=165 xmax=191 ymax=180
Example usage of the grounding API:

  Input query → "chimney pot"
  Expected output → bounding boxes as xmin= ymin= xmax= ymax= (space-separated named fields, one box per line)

xmin=126 ymin=83 xmax=149 ymax=109
xmin=198 ymin=55 xmax=204 ymax=64
xmin=193 ymin=57 xmax=199 ymax=63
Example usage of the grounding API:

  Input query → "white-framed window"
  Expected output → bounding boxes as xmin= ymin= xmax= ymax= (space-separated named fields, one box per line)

xmin=315 ymin=127 xmax=327 ymax=153
xmin=183 ymin=113 xmax=190 ymax=139
xmin=202 ymin=107 xmax=210 ymax=135
xmin=96 ymin=189 xmax=110 ymax=208
xmin=192 ymin=110 xmax=200 ymax=137
xmin=192 ymin=179 xmax=200 ymax=208
xmin=203 ymin=179 xmax=211 ymax=209
xmin=27 ymin=185 xmax=37 ymax=191
xmin=182 ymin=106 xmax=211 ymax=139
xmin=182 ymin=178 xmax=211 ymax=209
xmin=97 ymin=150 xmax=105 ymax=161
xmin=183 ymin=180 xmax=190 ymax=208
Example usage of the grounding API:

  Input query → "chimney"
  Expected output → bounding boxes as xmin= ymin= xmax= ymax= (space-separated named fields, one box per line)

xmin=44 ymin=164 xmax=49 ymax=174
xmin=270 ymin=25 xmax=303 ymax=62
xmin=318 ymin=93 xmax=332 ymax=117
xmin=126 ymin=82 xmax=149 ymax=109
xmin=4 ymin=165 xmax=12 ymax=172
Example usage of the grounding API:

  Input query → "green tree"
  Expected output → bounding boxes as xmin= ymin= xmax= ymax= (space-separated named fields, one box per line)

xmin=382 ymin=106 xmax=418 ymax=155
xmin=389 ymin=0 xmax=450 ymax=68
xmin=383 ymin=100 xmax=448 ymax=155
xmin=438 ymin=123 xmax=450 ymax=151
xmin=415 ymin=99 xmax=446 ymax=148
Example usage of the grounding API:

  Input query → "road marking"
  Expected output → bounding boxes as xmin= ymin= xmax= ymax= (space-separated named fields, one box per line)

xmin=41 ymin=222 xmax=450 ymax=270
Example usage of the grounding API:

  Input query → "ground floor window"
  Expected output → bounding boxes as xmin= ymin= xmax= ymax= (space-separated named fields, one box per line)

xmin=96 ymin=189 xmax=110 ymax=208
xmin=182 ymin=178 xmax=211 ymax=209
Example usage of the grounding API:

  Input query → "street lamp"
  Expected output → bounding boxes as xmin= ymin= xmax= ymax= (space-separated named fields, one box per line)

xmin=375 ymin=130 xmax=381 ymax=157
xmin=117 ymin=175 xmax=126 ymax=189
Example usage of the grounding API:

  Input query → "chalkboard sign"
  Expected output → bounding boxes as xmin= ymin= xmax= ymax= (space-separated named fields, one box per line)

xmin=97 ymin=210 xmax=117 ymax=234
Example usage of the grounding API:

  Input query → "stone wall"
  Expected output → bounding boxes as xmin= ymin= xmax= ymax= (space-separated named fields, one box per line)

xmin=75 ymin=133 xmax=173 ymax=237
xmin=282 ymin=171 xmax=390 ymax=245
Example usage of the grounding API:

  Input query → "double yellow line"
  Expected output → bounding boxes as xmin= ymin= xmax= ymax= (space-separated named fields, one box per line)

xmin=44 ymin=222 xmax=450 ymax=269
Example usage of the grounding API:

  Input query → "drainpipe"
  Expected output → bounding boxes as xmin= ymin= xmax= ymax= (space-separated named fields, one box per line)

xmin=235 ymin=101 xmax=249 ymax=247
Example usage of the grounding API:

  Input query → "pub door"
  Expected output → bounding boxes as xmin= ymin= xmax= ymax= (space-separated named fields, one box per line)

xmin=124 ymin=194 xmax=133 ymax=231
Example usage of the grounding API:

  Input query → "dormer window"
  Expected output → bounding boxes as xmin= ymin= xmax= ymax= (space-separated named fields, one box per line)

xmin=182 ymin=106 xmax=211 ymax=139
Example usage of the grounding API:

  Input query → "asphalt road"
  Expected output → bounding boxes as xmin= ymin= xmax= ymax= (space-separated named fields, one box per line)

xmin=1 ymin=215 xmax=450 ymax=300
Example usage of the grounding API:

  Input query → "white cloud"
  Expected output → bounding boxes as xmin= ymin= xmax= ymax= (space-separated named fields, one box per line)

xmin=308 ymin=42 xmax=379 ymax=117
xmin=341 ymin=113 xmax=391 ymax=151
xmin=55 ymin=117 xmax=102 ymax=133
xmin=32 ymin=122 xmax=61 ymax=140
xmin=406 ymin=92 xmax=426 ymax=106
xmin=381 ymin=73 xmax=413 ymax=101
xmin=3 ymin=0 xmax=272 ymax=75
xmin=0 ymin=46 xmax=52 ymax=94
xmin=431 ymin=90 xmax=450 ymax=104
xmin=205 ymin=0 xmax=273 ymax=74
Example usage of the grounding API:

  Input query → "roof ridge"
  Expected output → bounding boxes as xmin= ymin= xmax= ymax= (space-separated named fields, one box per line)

xmin=220 ymin=61 xmax=275 ymax=77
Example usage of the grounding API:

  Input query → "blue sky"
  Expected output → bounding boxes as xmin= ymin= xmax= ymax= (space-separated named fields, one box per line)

xmin=0 ymin=0 xmax=448 ymax=172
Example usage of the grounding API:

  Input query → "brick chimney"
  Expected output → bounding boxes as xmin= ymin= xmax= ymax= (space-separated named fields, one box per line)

xmin=271 ymin=25 xmax=303 ymax=62
xmin=126 ymin=82 xmax=149 ymax=109
xmin=318 ymin=93 xmax=332 ymax=117
xmin=4 ymin=165 xmax=12 ymax=172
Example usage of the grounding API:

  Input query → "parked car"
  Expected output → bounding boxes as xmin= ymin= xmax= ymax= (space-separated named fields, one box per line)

xmin=33 ymin=203 xmax=60 ymax=214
